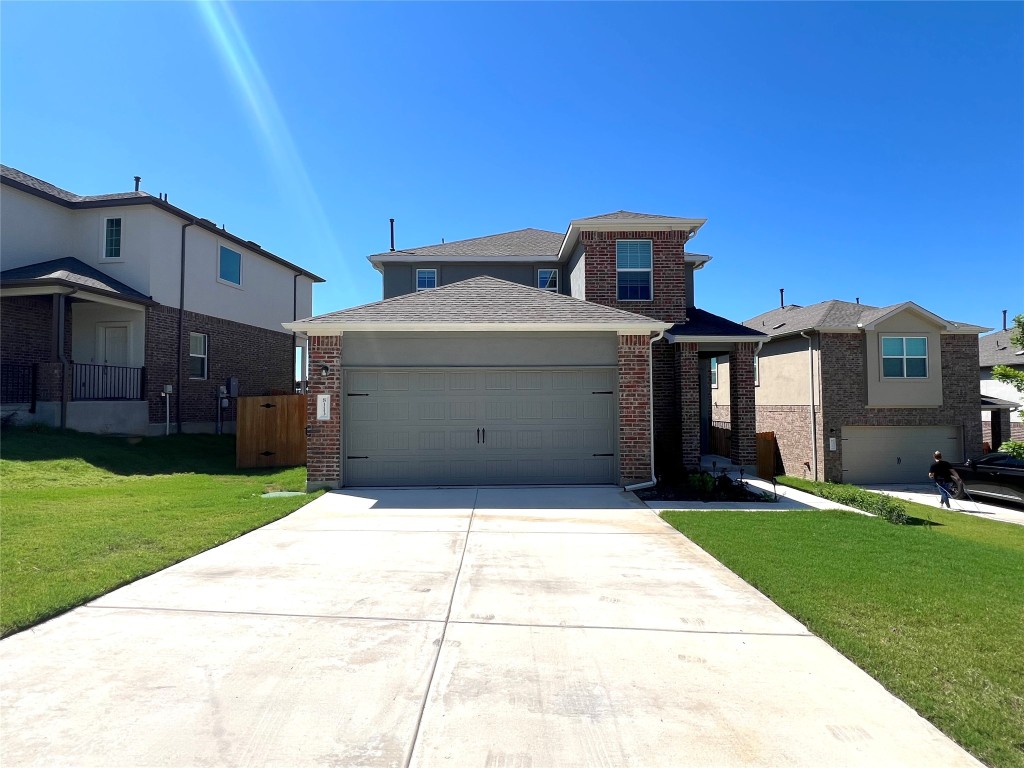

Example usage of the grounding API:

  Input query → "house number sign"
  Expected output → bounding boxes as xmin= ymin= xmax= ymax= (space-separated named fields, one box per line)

xmin=316 ymin=394 xmax=331 ymax=421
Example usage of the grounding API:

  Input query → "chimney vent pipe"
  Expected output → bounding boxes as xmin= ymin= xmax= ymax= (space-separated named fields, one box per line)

xmin=134 ymin=176 xmax=141 ymax=192
xmin=779 ymin=288 xmax=785 ymax=308
xmin=389 ymin=218 xmax=395 ymax=252
xmin=1003 ymin=309 xmax=1008 ymax=331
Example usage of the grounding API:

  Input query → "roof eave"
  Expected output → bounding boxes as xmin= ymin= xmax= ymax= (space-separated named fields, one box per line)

xmin=368 ymin=253 xmax=559 ymax=265
xmin=0 ymin=278 xmax=155 ymax=306
xmin=557 ymin=217 xmax=708 ymax=262
xmin=284 ymin=321 xmax=671 ymax=335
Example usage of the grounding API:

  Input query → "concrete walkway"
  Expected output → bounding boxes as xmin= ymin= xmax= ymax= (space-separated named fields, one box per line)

xmin=858 ymin=482 xmax=1024 ymax=527
xmin=0 ymin=487 xmax=980 ymax=767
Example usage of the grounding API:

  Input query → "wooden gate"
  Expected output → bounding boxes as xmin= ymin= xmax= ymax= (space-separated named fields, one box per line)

xmin=236 ymin=395 xmax=306 ymax=468
xmin=756 ymin=431 xmax=777 ymax=479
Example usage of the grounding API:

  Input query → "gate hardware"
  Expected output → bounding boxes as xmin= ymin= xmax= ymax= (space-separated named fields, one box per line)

xmin=260 ymin=450 xmax=276 ymax=457
xmin=259 ymin=403 xmax=277 ymax=409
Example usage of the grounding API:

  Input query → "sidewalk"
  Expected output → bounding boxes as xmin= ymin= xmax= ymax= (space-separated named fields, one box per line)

xmin=859 ymin=483 xmax=1024 ymax=527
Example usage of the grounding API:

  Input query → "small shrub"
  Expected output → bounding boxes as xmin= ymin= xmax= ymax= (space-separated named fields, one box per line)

xmin=794 ymin=480 xmax=910 ymax=525
xmin=998 ymin=441 xmax=1024 ymax=460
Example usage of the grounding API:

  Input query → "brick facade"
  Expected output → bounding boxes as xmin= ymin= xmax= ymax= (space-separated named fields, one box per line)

xmin=753 ymin=405 xmax=818 ymax=478
xmin=728 ymin=342 xmax=757 ymax=466
xmin=983 ymin=414 xmax=1024 ymax=448
xmin=581 ymin=230 xmax=689 ymax=322
xmin=144 ymin=304 xmax=294 ymax=429
xmin=617 ymin=334 xmax=652 ymax=484
xmin=651 ymin=338 xmax=679 ymax=474
xmin=2 ymin=296 xmax=73 ymax=404
xmin=306 ymin=335 xmax=342 ymax=489
xmin=676 ymin=343 xmax=701 ymax=470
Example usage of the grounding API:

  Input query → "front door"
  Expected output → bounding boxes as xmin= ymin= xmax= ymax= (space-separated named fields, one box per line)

xmin=98 ymin=324 xmax=130 ymax=398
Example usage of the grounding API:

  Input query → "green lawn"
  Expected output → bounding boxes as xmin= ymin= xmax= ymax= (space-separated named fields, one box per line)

xmin=0 ymin=427 xmax=322 ymax=637
xmin=661 ymin=495 xmax=1024 ymax=768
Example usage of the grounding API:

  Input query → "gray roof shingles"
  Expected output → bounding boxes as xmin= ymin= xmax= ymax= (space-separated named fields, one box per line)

xmin=574 ymin=210 xmax=694 ymax=223
xmin=372 ymin=228 xmax=564 ymax=260
xmin=0 ymin=257 xmax=153 ymax=303
xmin=744 ymin=300 xmax=977 ymax=337
xmin=1 ymin=165 xmax=146 ymax=203
xmin=979 ymin=329 xmax=1024 ymax=368
xmin=300 ymin=276 xmax=665 ymax=327
xmin=667 ymin=308 xmax=766 ymax=339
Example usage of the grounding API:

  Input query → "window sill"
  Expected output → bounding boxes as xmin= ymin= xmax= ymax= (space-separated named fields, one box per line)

xmin=216 ymin=277 xmax=243 ymax=290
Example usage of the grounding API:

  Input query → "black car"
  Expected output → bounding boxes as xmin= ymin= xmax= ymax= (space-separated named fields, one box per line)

xmin=950 ymin=453 xmax=1024 ymax=505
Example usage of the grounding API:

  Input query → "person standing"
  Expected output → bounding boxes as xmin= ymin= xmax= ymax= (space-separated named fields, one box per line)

xmin=928 ymin=451 xmax=959 ymax=508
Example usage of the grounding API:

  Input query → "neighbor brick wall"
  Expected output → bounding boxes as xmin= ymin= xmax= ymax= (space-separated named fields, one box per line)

xmin=754 ymin=405 xmax=818 ymax=479
xmin=144 ymin=304 xmax=294 ymax=427
xmin=617 ymin=334 xmax=652 ymax=484
xmin=729 ymin=342 xmax=757 ymax=466
xmin=306 ymin=335 xmax=342 ymax=489
xmin=676 ymin=342 xmax=701 ymax=471
xmin=2 ymin=296 xmax=72 ymax=404
xmin=982 ymin=413 xmax=1024 ymax=447
xmin=818 ymin=333 xmax=983 ymax=482
xmin=581 ymin=230 xmax=689 ymax=322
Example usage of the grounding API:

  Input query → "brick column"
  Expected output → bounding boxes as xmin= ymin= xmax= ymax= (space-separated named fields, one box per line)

xmin=676 ymin=343 xmax=701 ymax=469
xmin=729 ymin=342 xmax=757 ymax=467
xmin=306 ymin=335 xmax=342 ymax=491
xmin=617 ymin=334 xmax=652 ymax=485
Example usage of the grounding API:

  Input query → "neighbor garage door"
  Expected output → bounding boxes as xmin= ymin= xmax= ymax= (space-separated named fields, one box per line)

xmin=841 ymin=425 xmax=962 ymax=484
xmin=343 ymin=368 xmax=617 ymax=486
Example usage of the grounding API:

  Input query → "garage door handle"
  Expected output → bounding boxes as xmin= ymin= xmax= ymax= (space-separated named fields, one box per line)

xmin=592 ymin=390 xmax=613 ymax=395
xmin=593 ymin=453 xmax=613 ymax=457
xmin=476 ymin=428 xmax=480 ymax=444
xmin=347 ymin=456 xmax=368 ymax=460
xmin=347 ymin=393 xmax=369 ymax=397
xmin=482 ymin=428 xmax=486 ymax=444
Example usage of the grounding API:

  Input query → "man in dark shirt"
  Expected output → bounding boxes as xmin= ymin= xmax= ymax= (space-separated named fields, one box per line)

xmin=928 ymin=451 xmax=959 ymax=508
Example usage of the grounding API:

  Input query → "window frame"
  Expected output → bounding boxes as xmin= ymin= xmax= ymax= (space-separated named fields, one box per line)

xmin=218 ymin=245 xmax=243 ymax=287
xmin=102 ymin=217 xmax=123 ymax=261
xmin=753 ymin=354 xmax=760 ymax=387
xmin=881 ymin=335 xmax=928 ymax=379
xmin=415 ymin=268 xmax=437 ymax=291
xmin=615 ymin=240 xmax=653 ymax=302
xmin=710 ymin=357 xmax=718 ymax=389
xmin=189 ymin=332 xmax=209 ymax=380
xmin=537 ymin=268 xmax=559 ymax=292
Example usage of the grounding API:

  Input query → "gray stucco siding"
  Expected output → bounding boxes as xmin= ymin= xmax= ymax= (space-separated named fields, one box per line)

xmin=342 ymin=331 xmax=617 ymax=368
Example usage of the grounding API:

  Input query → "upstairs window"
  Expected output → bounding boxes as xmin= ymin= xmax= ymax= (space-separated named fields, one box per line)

xmin=189 ymin=333 xmax=209 ymax=379
xmin=219 ymin=246 xmax=242 ymax=286
xmin=882 ymin=336 xmax=927 ymax=378
xmin=537 ymin=268 xmax=558 ymax=292
xmin=416 ymin=268 xmax=437 ymax=290
xmin=616 ymin=240 xmax=652 ymax=301
xmin=104 ymin=218 xmax=122 ymax=259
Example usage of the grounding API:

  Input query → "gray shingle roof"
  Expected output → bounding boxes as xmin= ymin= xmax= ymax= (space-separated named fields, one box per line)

xmin=1 ymin=165 xmax=147 ymax=203
xmin=979 ymin=329 xmax=1024 ymax=368
xmin=574 ymin=210 xmax=689 ymax=222
xmin=0 ymin=257 xmax=153 ymax=304
xmin=745 ymin=300 xmax=983 ymax=338
xmin=667 ymin=308 xmax=767 ymax=339
xmin=371 ymin=228 xmax=563 ymax=260
xmin=295 ymin=276 xmax=666 ymax=328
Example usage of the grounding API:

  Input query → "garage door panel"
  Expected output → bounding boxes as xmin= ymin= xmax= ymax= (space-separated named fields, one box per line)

xmin=345 ymin=367 xmax=618 ymax=487
xmin=842 ymin=426 xmax=961 ymax=484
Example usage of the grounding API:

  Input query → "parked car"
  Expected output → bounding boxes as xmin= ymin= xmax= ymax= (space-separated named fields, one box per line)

xmin=950 ymin=453 xmax=1024 ymax=505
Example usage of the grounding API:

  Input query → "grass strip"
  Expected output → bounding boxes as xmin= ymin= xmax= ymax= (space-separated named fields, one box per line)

xmin=0 ymin=427 xmax=322 ymax=637
xmin=661 ymin=505 xmax=1024 ymax=768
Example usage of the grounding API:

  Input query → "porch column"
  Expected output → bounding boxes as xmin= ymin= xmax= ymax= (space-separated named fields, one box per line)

xmin=617 ymin=334 xmax=652 ymax=485
xmin=729 ymin=342 xmax=757 ymax=466
xmin=306 ymin=335 xmax=342 ymax=491
xmin=676 ymin=342 xmax=701 ymax=469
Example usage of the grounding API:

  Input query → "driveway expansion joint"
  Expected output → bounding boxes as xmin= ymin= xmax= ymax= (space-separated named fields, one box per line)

xmin=446 ymin=619 xmax=815 ymax=637
xmin=83 ymin=604 xmax=447 ymax=625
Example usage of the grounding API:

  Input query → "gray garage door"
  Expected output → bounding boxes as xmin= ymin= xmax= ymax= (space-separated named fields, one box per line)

xmin=343 ymin=367 xmax=617 ymax=486
xmin=841 ymin=425 xmax=962 ymax=484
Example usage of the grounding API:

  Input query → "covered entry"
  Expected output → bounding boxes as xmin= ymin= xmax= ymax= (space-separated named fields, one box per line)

xmin=841 ymin=425 xmax=962 ymax=484
xmin=344 ymin=367 xmax=617 ymax=486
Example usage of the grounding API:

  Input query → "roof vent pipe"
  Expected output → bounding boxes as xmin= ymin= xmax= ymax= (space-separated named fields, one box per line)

xmin=389 ymin=218 xmax=395 ymax=252
xmin=1003 ymin=309 xmax=1008 ymax=331
xmin=779 ymin=288 xmax=785 ymax=308
xmin=856 ymin=297 xmax=860 ymax=304
xmin=134 ymin=176 xmax=141 ymax=192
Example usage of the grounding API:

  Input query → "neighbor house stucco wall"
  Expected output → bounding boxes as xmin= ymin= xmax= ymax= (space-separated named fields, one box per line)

xmin=865 ymin=313 xmax=944 ymax=407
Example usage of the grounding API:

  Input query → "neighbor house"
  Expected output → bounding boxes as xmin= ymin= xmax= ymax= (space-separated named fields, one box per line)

xmin=0 ymin=165 xmax=324 ymax=436
xmin=713 ymin=300 xmax=988 ymax=484
xmin=979 ymin=315 xmax=1024 ymax=448
xmin=287 ymin=212 xmax=766 ymax=490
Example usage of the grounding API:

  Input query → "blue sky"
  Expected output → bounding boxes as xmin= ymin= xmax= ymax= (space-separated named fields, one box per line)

xmin=2 ymin=1 xmax=1021 ymax=329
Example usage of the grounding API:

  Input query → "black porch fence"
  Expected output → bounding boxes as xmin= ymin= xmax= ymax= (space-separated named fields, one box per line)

xmin=72 ymin=363 xmax=146 ymax=401
xmin=1 ymin=363 xmax=36 ymax=406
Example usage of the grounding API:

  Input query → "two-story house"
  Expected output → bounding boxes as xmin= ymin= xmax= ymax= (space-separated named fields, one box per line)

xmin=287 ymin=212 xmax=765 ymax=490
xmin=0 ymin=165 xmax=323 ymax=436
xmin=979 ymin=313 xmax=1024 ymax=448
xmin=712 ymin=299 xmax=988 ymax=484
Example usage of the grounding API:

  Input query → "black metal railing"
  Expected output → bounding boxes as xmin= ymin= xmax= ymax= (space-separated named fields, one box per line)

xmin=72 ymin=363 xmax=146 ymax=401
xmin=1 ymin=362 xmax=36 ymax=406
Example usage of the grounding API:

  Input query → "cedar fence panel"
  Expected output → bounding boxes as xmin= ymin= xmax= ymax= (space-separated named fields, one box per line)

xmin=756 ymin=431 xmax=777 ymax=480
xmin=236 ymin=395 xmax=307 ymax=469
xmin=710 ymin=421 xmax=731 ymax=458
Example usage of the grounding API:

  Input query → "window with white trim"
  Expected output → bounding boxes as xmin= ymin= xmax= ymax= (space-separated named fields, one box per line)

xmin=537 ymin=268 xmax=558 ymax=292
xmin=103 ymin=218 xmax=122 ymax=259
xmin=616 ymin=240 xmax=652 ymax=301
xmin=882 ymin=336 xmax=927 ymax=378
xmin=416 ymin=268 xmax=437 ymax=290
xmin=711 ymin=357 xmax=718 ymax=388
xmin=219 ymin=246 xmax=242 ymax=286
xmin=189 ymin=333 xmax=209 ymax=379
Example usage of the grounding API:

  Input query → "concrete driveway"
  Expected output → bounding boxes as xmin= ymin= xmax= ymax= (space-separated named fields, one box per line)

xmin=1 ymin=487 xmax=980 ymax=767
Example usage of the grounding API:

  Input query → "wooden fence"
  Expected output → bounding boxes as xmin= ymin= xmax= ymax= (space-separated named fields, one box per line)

xmin=710 ymin=420 xmax=731 ymax=457
xmin=755 ymin=431 xmax=777 ymax=480
xmin=236 ymin=394 xmax=307 ymax=469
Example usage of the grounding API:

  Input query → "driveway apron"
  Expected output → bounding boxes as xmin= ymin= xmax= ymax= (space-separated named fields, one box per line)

xmin=0 ymin=487 xmax=980 ymax=767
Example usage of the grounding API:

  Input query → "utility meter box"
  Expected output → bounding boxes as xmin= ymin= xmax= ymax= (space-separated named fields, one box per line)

xmin=226 ymin=376 xmax=239 ymax=398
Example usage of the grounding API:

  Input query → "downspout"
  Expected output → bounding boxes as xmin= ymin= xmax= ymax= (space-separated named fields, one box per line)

xmin=176 ymin=220 xmax=194 ymax=434
xmin=800 ymin=331 xmax=818 ymax=480
xmin=624 ymin=329 xmax=665 ymax=492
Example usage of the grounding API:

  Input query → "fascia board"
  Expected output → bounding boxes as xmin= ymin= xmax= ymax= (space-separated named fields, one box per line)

xmin=283 ymin=321 xmax=670 ymax=335
xmin=666 ymin=333 xmax=767 ymax=344
xmin=557 ymin=218 xmax=709 ymax=262
xmin=368 ymin=253 xmax=559 ymax=265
